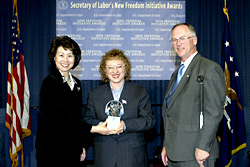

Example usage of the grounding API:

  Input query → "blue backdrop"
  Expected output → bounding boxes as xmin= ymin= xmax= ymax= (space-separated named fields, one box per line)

xmin=1 ymin=0 xmax=250 ymax=166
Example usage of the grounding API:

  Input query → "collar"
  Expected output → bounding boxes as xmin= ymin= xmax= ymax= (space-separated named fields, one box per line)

xmin=181 ymin=51 xmax=198 ymax=76
xmin=110 ymin=81 xmax=125 ymax=101
xmin=58 ymin=70 xmax=77 ymax=90
xmin=181 ymin=51 xmax=198 ymax=66
xmin=110 ymin=81 xmax=125 ymax=92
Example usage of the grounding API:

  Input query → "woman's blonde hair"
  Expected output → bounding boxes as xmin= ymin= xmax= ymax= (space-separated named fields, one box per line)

xmin=99 ymin=49 xmax=131 ymax=82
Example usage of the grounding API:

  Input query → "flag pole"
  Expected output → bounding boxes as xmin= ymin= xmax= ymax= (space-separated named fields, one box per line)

xmin=13 ymin=0 xmax=20 ymax=37
xmin=13 ymin=1 xmax=26 ymax=166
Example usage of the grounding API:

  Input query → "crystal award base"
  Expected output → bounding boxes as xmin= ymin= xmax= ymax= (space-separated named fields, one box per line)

xmin=107 ymin=116 xmax=120 ymax=129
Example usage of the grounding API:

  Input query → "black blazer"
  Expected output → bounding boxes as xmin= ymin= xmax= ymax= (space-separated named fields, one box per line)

xmin=36 ymin=68 xmax=92 ymax=166
xmin=83 ymin=81 xmax=156 ymax=167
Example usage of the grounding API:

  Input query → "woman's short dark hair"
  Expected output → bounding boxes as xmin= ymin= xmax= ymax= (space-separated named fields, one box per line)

xmin=48 ymin=36 xmax=81 ymax=69
xmin=99 ymin=49 xmax=131 ymax=82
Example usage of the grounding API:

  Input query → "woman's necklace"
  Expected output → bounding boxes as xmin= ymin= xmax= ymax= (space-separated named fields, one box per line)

xmin=67 ymin=78 xmax=71 ymax=85
xmin=65 ymin=75 xmax=71 ymax=86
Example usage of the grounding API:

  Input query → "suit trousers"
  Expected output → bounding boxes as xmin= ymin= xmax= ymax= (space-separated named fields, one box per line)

xmin=168 ymin=158 xmax=216 ymax=167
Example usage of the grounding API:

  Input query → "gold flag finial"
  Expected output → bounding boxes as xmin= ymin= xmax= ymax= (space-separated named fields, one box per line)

xmin=223 ymin=0 xmax=229 ymax=21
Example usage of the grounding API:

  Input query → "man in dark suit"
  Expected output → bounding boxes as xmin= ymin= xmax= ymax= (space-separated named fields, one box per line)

xmin=161 ymin=23 xmax=226 ymax=167
xmin=83 ymin=49 xmax=156 ymax=167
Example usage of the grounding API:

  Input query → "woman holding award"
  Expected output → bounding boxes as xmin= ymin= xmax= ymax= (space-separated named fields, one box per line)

xmin=83 ymin=48 xmax=156 ymax=167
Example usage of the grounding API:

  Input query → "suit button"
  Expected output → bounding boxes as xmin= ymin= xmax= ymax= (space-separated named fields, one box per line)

xmin=166 ymin=114 xmax=170 ymax=117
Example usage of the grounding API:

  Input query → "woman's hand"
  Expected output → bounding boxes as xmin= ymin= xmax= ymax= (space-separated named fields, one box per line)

xmin=80 ymin=148 xmax=86 ymax=162
xmin=109 ymin=121 xmax=124 ymax=135
xmin=90 ymin=120 xmax=110 ymax=135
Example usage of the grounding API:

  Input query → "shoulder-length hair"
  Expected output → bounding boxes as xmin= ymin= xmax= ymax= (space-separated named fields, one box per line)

xmin=48 ymin=36 xmax=81 ymax=69
xmin=99 ymin=49 xmax=131 ymax=82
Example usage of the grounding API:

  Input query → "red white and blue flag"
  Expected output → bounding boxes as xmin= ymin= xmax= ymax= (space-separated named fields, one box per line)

xmin=6 ymin=1 xmax=31 ymax=166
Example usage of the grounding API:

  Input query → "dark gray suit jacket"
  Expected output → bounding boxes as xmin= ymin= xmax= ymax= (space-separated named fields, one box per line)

xmin=162 ymin=53 xmax=226 ymax=161
xmin=84 ymin=81 xmax=156 ymax=167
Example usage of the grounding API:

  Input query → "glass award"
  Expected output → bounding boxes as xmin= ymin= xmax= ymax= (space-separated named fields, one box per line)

xmin=105 ymin=100 xmax=124 ymax=129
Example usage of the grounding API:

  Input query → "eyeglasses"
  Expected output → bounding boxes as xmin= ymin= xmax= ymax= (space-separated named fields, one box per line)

xmin=170 ymin=36 xmax=194 ymax=44
xmin=107 ymin=65 xmax=124 ymax=71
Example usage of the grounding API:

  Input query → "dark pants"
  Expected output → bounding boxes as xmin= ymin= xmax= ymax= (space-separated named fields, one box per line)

xmin=168 ymin=158 xmax=216 ymax=167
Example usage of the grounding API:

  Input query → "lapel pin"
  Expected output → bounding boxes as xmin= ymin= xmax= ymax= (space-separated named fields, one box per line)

xmin=122 ymin=99 xmax=127 ymax=104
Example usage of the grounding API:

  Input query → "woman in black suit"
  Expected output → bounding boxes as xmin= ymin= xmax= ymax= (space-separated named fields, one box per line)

xmin=36 ymin=36 xmax=108 ymax=167
xmin=83 ymin=49 xmax=156 ymax=167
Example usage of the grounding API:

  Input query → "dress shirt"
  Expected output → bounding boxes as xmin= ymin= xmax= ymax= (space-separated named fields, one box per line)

xmin=181 ymin=51 xmax=198 ymax=76
xmin=110 ymin=81 xmax=125 ymax=101
xmin=59 ymin=70 xmax=76 ymax=91
xmin=110 ymin=81 xmax=126 ymax=130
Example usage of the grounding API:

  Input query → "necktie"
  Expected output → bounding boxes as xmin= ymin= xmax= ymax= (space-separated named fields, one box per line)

xmin=166 ymin=64 xmax=185 ymax=108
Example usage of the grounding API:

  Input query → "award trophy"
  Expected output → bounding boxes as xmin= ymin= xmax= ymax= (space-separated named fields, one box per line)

xmin=105 ymin=100 xmax=124 ymax=129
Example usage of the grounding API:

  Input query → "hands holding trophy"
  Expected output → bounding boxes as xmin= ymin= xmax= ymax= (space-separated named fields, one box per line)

xmin=83 ymin=49 xmax=156 ymax=167
xmin=105 ymin=100 xmax=124 ymax=129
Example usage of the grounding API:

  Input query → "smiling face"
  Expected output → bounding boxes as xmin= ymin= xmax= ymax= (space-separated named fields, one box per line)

xmin=171 ymin=25 xmax=197 ymax=62
xmin=106 ymin=59 xmax=126 ymax=88
xmin=54 ymin=46 xmax=75 ymax=77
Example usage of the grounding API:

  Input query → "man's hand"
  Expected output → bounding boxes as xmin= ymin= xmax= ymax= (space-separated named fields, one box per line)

xmin=161 ymin=146 xmax=168 ymax=166
xmin=195 ymin=148 xmax=210 ymax=167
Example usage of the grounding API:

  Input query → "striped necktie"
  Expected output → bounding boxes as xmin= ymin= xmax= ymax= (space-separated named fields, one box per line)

xmin=166 ymin=64 xmax=185 ymax=108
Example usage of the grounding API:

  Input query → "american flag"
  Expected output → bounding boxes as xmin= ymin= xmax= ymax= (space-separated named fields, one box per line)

xmin=5 ymin=1 xmax=31 ymax=167
xmin=217 ymin=7 xmax=246 ymax=167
